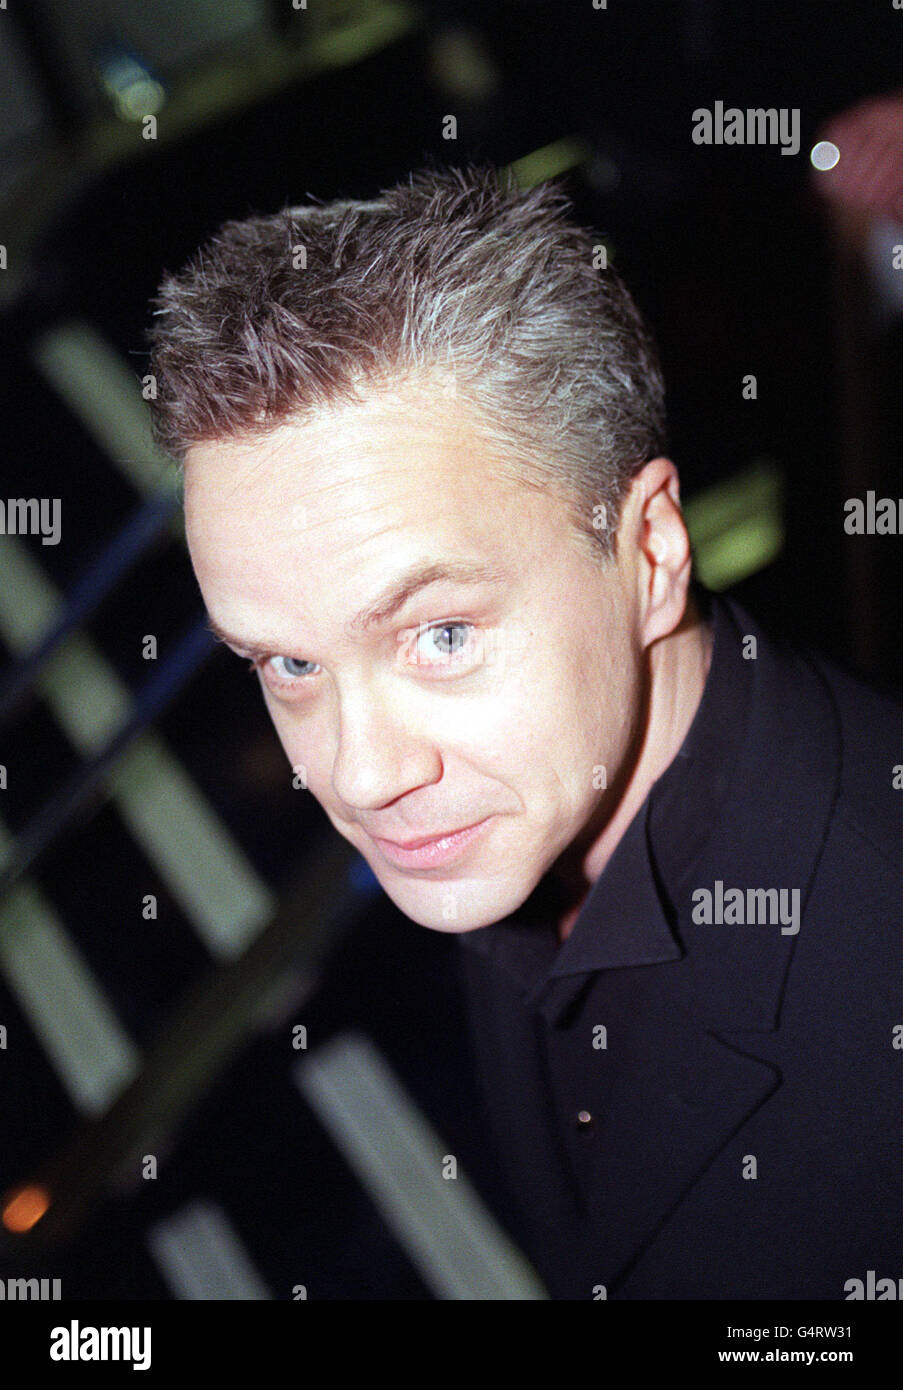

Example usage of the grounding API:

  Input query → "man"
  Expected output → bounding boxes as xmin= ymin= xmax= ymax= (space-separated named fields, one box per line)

xmin=148 ymin=164 xmax=903 ymax=1299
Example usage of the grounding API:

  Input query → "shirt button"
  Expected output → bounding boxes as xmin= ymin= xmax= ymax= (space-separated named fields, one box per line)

xmin=576 ymin=1109 xmax=594 ymax=1130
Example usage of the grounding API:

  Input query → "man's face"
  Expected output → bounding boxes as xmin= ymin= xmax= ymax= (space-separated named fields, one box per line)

xmin=184 ymin=378 xmax=646 ymax=933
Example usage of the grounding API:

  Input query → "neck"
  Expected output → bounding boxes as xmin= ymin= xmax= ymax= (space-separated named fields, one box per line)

xmin=554 ymin=591 xmax=714 ymax=942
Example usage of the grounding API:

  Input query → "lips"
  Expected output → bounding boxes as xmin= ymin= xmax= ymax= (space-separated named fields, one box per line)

xmin=367 ymin=817 xmax=493 ymax=870
xmin=373 ymin=824 xmax=479 ymax=850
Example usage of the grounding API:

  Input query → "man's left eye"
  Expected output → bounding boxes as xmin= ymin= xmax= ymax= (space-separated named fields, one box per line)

xmin=412 ymin=622 xmax=475 ymax=664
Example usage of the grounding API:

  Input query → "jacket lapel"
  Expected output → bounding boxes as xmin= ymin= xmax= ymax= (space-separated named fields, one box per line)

xmin=577 ymin=978 xmax=782 ymax=1292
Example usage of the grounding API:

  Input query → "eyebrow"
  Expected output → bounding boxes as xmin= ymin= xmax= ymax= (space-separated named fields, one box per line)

xmin=205 ymin=558 xmax=509 ymax=655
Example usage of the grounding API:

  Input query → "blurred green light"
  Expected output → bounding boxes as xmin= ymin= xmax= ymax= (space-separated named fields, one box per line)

xmin=115 ymin=77 xmax=166 ymax=121
xmin=684 ymin=458 xmax=785 ymax=590
xmin=504 ymin=137 xmax=591 ymax=189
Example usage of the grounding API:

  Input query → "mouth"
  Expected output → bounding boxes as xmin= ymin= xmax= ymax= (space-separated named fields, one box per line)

xmin=369 ymin=817 xmax=493 ymax=869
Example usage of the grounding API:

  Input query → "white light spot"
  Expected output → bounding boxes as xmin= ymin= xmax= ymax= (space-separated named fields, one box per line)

xmin=810 ymin=141 xmax=840 ymax=171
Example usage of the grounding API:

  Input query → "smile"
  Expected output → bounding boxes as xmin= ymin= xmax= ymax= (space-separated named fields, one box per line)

xmin=370 ymin=818 xmax=493 ymax=869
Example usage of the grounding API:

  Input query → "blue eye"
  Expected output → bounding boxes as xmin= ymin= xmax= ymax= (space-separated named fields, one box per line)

xmin=255 ymin=654 xmax=320 ymax=683
xmin=413 ymin=622 xmax=474 ymax=664
xmin=249 ymin=621 xmax=478 ymax=694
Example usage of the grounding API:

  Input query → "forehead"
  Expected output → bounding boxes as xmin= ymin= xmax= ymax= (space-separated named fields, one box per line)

xmin=182 ymin=382 xmax=575 ymax=639
xmin=183 ymin=380 xmax=559 ymax=556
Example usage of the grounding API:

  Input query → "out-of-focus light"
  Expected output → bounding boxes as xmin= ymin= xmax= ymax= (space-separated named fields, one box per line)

xmin=96 ymin=49 xmax=166 ymax=121
xmin=430 ymin=27 xmax=498 ymax=101
xmin=2 ymin=1183 xmax=52 ymax=1233
xmin=684 ymin=458 xmax=785 ymax=591
xmin=505 ymin=137 xmax=591 ymax=190
xmin=810 ymin=140 xmax=840 ymax=171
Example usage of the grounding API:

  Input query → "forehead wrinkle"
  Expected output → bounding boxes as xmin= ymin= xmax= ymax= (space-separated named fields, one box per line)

xmin=214 ymin=431 xmax=296 ymax=501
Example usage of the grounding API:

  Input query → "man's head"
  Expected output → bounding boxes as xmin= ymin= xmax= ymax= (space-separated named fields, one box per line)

xmin=148 ymin=164 xmax=697 ymax=933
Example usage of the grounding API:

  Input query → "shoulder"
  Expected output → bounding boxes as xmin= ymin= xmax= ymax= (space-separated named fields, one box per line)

xmin=804 ymin=647 xmax=903 ymax=890
xmin=723 ymin=591 xmax=903 ymax=890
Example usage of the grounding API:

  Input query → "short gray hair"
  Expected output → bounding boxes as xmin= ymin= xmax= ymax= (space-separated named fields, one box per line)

xmin=147 ymin=162 xmax=668 ymax=559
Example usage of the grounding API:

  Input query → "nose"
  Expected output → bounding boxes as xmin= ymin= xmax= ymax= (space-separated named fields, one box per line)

xmin=330 ymin=685 xmax=442 ymax=811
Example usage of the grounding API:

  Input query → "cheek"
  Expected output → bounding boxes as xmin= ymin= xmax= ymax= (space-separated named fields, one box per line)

xmin=560 ymin=625 xmax=640 ymax=774
xmin=597 ymin=651 xmax=645 ymax=776
xmin=270 ymin=721 xmax=335 ymax=803
xmin=260 ymin=689 xmax=314 ymax=769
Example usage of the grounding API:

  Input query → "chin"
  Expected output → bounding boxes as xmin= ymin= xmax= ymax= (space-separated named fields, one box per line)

xmin=399 ymin=908 xmax=497 ymax=935
xmin=381 ymin=873 xmax=537 ymax=934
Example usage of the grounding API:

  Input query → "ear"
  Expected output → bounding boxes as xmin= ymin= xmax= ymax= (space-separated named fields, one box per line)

xmin=619 ymin=457 xmax=693 ymax=649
